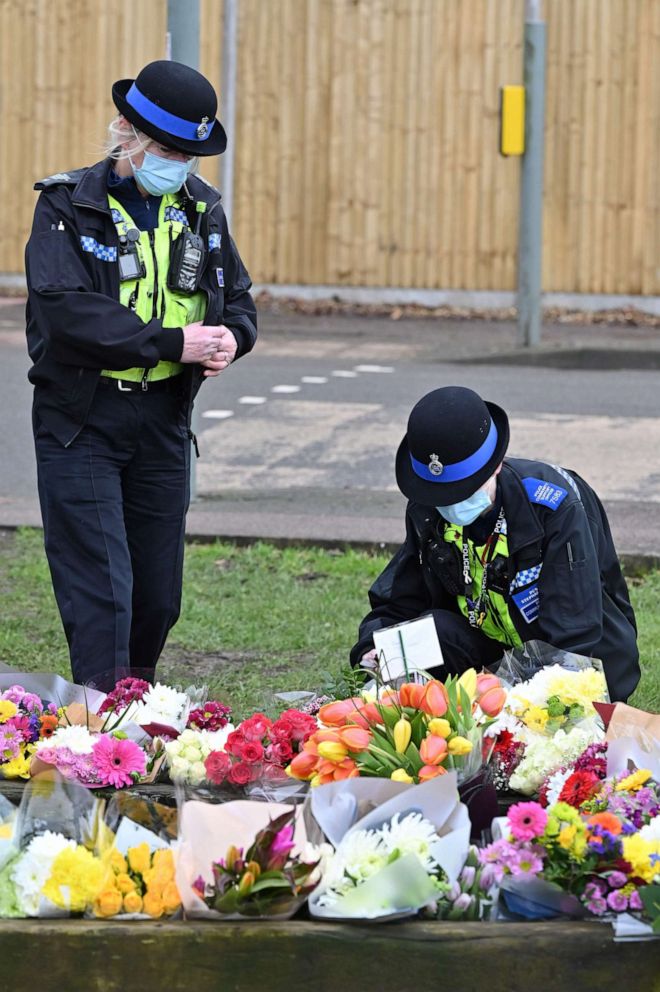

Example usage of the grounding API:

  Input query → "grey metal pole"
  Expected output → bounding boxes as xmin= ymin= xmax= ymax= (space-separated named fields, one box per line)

xmin=220 ymin=0 xmax=239 ymax=227
xmin=167 ymin=0 xmax=201 ymax=498
xmin=517 ymin=0 xmax=546 ymax=348
xmin=167 ymin=0 xmax=200 ymax=68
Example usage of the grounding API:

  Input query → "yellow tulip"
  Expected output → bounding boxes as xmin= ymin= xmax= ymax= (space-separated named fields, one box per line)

xmin=317 ymin=741 xmax=348 ymax=763
xmin=457 ymin=669 xmax=477 ymax=700
xmin=141 ymin=891 xmax=163 ymax=918
xmin=447 ymin=735 xmax=473 ymax=755
xmin=427 ymin=718 xmax=452 ymax=739
xmin=162 ymin=880 xmax=182 ymax=914
xmin=390 ymin=768 xmax=413 ymax=784
xmin=225 ymin=844 xmax=241 ymax=871
xmin=393 ymin=718 xmax=412 ymax=754
xmin=127 ymin=843 xmax=151 ymax=876
xmin=238 ymin=871 xmax=255 ymax=895
xmin=115 ymin=872 xmax=136 ymax=894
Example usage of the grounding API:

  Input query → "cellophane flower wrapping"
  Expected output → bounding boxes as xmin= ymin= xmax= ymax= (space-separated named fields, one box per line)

xmin=175 ymin=797 xmax=323 ymax=920
xmin=307 ymin=774 xmax=471 ymax=921
xmin=0 ymin=774 xmax=109 ymax=917
xmin=486 ymin=641 xmax=609 ymax=796
xmin=89 ymin=792 xmax=182 ymax=920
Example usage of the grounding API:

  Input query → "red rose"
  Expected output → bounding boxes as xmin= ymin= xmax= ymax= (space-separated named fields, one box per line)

xmin=225 ymin=730 xmax=247 ymax=757
xmin=227 ymin=762 xmax=254 ymax=786
xmin=265 ymin=740 xmax=294 ymax=766
xmin=240 ymin=714 xmax=272 ymax=742
xmin=204 ymin=750 xmax=232 ymax=785
xmin=276 ymin=710 xmax=317 ymax=743
xmin=241 ymin=740 xmax=265 ymax=764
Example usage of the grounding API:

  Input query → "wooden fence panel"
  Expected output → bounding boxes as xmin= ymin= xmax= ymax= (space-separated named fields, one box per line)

xmin=1 ymin=0 xmax=657 ymax=295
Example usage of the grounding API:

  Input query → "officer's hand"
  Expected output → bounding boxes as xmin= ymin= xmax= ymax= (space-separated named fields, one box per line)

xmin=180 ymin=322 xmax=227 ymax=364
xmin=200 ymin=327 xmax=239 ymax=378
xmin=359 ymin=648 xmax=378 ymax=671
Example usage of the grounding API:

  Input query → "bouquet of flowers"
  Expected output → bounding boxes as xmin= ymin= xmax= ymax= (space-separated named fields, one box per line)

xmin=33 ymin=725 xmax=148 ymax=789
xmin=176 ymin=799 xmax=321 ymax=919
xmin=94 ymin=844 xmax=181 ymax=919
xmin=97 ymin=678 xmax=202 ymax=736
xmin=0 ymin=778 xmax=108 ymax=918
xmin=287 ymin=669 xmax=505 ymax=788
xmin=192 ymin=808 xmax=320 ymax=918
xmin=166 ymin=709 xmax=316 ymax=798
xmin=486 ymin=643 xmax=608 ymax=796
xmin=0 ymin=685 xmax=59 ymax=779
xmin=480 ymin=766 xmax=660 ymax=921
xmin=423 ymin=845 xmax=497 ymax=921
xmin=308 ymin=774 xmax=471 ymax=921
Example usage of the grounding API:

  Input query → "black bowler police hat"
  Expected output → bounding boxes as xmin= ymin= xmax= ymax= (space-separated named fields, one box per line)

xmin=395 ymin=386 xmax=510 ymax=505
xmin=112 ymin=60 xmax=227 ymax=156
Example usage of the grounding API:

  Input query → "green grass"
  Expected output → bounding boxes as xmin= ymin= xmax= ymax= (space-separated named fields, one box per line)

xmin=0 ymin=527 xmax=658 ymax=716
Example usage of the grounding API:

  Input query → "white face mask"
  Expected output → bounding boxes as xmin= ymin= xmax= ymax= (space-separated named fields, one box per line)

xmin=437 ymin=473 xmax=498 ymax=527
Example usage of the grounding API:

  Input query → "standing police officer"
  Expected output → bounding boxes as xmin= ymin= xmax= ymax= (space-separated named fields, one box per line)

xmin=25 ymin=60 xmax=257 ymax=688
xmin=350 ymin=386 xmax=640 ymax=702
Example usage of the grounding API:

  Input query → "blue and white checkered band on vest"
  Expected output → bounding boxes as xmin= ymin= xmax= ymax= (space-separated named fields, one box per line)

xmin=410 ymin=420 xmax=498 ymax=483
xmin=125 ymin=84 xmax=215 ymax=142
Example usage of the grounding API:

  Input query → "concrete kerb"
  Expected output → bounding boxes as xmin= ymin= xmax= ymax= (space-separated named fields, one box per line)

xmin=2 ymin=523 xmax=658 ymax=577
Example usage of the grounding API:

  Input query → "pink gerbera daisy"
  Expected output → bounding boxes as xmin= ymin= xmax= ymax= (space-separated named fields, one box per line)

xmin=508 ymin=801 xmax=548 ymax=841
xmin=92 ymin=735 xmax=146 ymax=788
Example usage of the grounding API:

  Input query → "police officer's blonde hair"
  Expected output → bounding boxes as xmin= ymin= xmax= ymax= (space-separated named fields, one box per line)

xmin=104 ymin=115 xmax=200 ymax=174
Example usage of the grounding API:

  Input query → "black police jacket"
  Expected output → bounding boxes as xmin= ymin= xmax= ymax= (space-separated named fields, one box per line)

xmin=350 ymin=458 xmax=640 ymax=702
xmin=25 ymin=159 xmax=257 ymax=446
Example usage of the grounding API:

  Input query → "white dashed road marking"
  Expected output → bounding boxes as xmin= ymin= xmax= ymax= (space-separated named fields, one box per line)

xmin=301 ymin=376 xmax=328 ymax=384
xmin=354 ymin=364 xmax=394 ymax=373
xmin=271 ymin=385 xmax=301 ymax=394
xmin=202 ymin=410 xmax=234 ymax=419
xmin=238 ymin=396 xmax=267 ymax=405
xmin=331 ymin=370 xmax=359 ymax=378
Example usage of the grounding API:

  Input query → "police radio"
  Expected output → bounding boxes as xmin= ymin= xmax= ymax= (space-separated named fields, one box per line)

xmin=167 ymin=201 xmax=207 ymax=294
xmin=118 ymin=227 xmax=146 ymax=282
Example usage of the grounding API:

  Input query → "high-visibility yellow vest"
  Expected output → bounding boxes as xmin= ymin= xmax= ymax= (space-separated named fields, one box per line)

xmin=442 ymin=520 xmax=523 ymax=648
xmin=102 ymin=194 xmax=206 ymax=382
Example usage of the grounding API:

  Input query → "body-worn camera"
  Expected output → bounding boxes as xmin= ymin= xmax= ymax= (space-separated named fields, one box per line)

xmin=167 ymin=230 xmax=207 ymax=294
xmin=118 ymin=227 xmax=146 ymax=282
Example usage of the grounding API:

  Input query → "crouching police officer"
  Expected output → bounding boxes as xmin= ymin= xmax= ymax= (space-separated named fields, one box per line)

xmin=350 ymin=386 xmax=640 ymax=702
xmin=25 ymin=60 xmax=257 ymax=688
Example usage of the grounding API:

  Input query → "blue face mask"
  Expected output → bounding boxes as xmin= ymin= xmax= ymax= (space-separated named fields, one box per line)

xmin=437 ymin=487 xmax=494 ymax=527
xmin=131 ymin=149 xmax=190 ymax=196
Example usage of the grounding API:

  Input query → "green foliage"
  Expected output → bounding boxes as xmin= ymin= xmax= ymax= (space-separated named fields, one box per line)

xmin=0 ymin=529 xmax=658 ymax=716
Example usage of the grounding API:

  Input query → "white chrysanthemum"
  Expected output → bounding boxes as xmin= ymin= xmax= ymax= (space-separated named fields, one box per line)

xmin=509 ymin=726 xmax=598 ymax=795
xmin=381 ymin=812 xmax=440 ymax=872
xmin=639 ymin=815 xmax=660 ymax=843
xmin=205 ymin=725 xmax=235 ymax=752
xmin=36 ymin=724 xmax=95 ymax=754
xmin=11 ymin=832 xmax=74 ymax=916
xmin=321 ymin=827 xmax=388 ymax=895
xmin=484 ymin=710 xmax=521 ymax=739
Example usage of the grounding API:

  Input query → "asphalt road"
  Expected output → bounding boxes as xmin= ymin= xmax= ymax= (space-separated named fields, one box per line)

xmin=1 ymin=300 xmax=659 ymax=556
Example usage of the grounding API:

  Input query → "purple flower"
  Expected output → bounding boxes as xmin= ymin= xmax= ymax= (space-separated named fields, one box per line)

xmin=628 ymin=890 xmax=643 ymax=911
xmin=460 ymin=866 xmax=476 ymax=888
xmin=607 ymin=890 xmax=629 ymax=912
xmin=0 ymin=725 xmax=20 ymax=760
xmin=606 ymin=871 xmax=627 ymax=890
xmin=584 ymin=880 xmax=607 ymax=900
xmin=478 ymin=865 xmax=498 ymax=892
xmin=507 ymin=848 xmax=544 ymax=877
xmin=585 ymin=896 xmax=608 ymax=916
xmin=453 ymin=893 xmax=474 ymax=912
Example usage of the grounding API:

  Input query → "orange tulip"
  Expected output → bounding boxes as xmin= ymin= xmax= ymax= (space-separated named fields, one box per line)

xmin=419 ymin=735 xmax=448 ymax=765
xmin=339 ymin=725 xmax=372 ymax=752
xmin=332 ymin=758 xmax=358 ymax=781
xmin=418 ymin=764 xmax=447 ymax=782
xmin=478 ymin=685 xmax=507 ymax=717
xmin=288 ymin=750 xmax=319 ymax=780
xmin=318 ymin=698 xmax=362 ymax=727
xmin=348 ymin=702 xmax=385 ymax=729
xmin=420 ymin=681 xmax=449 ymax=717
xmin=315 ymin=728 xmax=343 ymax=744
xmin=399 ymin=682 xmax=426 ymax=709
xmin=476 ymin=672 xmax=501 ymax=696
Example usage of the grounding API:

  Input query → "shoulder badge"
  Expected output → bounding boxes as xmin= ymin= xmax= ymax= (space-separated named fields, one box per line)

xmin=522 ymin=477 xmax=568 ymax=511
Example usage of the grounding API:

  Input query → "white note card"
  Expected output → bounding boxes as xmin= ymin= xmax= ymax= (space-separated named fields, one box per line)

xmin=372 ymin=615 xmax=444 ymax=681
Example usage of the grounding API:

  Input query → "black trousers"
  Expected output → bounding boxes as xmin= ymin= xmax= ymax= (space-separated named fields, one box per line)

xmin=427 ymin=609 xmax=506 ymax=677
xmin=34 ymin=384 xmax=190 ymax=688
